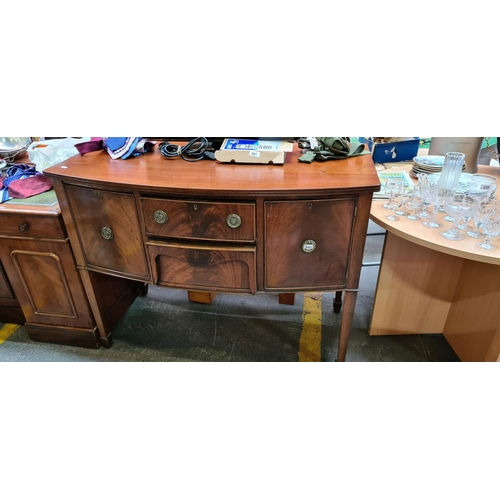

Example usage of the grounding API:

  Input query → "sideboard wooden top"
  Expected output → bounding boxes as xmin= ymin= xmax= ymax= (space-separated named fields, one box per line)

xmin=44 ymin=142 xmax=380 ymax=197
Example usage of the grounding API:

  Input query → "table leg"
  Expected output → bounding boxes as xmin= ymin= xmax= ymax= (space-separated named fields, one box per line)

xmin=337 ymin=290 xmax=357 ymax=362
xmin=333 ymin=290 xmax=343 ymax=313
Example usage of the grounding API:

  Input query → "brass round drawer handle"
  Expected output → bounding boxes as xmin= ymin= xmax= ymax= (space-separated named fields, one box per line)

xmin=154 ymin=210 xmax=168 ymax=224
xmin=18 ymin=222 xmax=30 ymax=232
xmin=226 ymin=213 xmax=242 ymax=229
xmin=301 ymin=239 xmax=316 ymax=253
xmin=101 ymin=227 xmax=114 ymax=240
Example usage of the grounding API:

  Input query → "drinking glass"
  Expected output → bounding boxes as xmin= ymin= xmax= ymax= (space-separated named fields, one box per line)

xmin=406 ymin=190 xmax=424 ymax=221
xmin=440 ymin=190 xmax=467 ymax=240
xmin=467 ymin=200 xmax=496 ymax=238
xmin=468 ymin=174 xmax=497 ymax=201
xmin=443 ymin=187 xmax=467 ymax=222
xmin=422 ymin=187 xmax=450 ymax=229
xmin=478 ymin=216 xmax=500 ymax=250
xmin=396 ymin=189 xmax=413 ymax=216
xmin=416 ymin=173 xmax=437 ymax=219
xmin=383 ymin=179 xmax=404 ymax=210
xmin=457 ymin=194 xmax=480 ymax=230
xmin=386 ymin=189 xmax=405 ymax=221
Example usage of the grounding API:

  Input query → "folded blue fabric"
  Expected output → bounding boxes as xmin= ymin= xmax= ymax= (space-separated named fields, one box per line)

xmin=105 ymin=137 xmax=128 ymax=152
xmin=120 ymin=137 xmax=141 ymax=159
xmin=103 ymin=137 xmax=155 ymax=160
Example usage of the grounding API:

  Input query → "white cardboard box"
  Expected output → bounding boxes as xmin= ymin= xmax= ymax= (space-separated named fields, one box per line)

xmin=214 ymin=138 xmax=294 ymax=165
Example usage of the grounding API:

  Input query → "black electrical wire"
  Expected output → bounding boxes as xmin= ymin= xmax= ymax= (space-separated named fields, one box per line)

xmin=159 ymin=137 xmax=212 ymax=162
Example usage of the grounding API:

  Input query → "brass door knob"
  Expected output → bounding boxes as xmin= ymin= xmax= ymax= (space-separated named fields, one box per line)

xmin=301 ymin=239 xmax=316 ymax=253
xmin=226 ymin=213 xmax=242 ymax=229
xmin=101 ymin=227 xmax=114 ymax=240
xmin=154 ymin=210 xmax=168 ymax=224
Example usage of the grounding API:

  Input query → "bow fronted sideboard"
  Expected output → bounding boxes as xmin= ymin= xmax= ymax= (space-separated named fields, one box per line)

xmin=44 ymin=142 xmax=380 ymax=360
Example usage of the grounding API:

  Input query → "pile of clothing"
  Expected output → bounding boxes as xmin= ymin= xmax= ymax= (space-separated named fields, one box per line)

xmin=74 ymin=137 xmax=156 ymax=159
xmin=103 ymin=138 xmax=156 ymax=159
xmin=0 ymin=163 xmax=53 ymax=203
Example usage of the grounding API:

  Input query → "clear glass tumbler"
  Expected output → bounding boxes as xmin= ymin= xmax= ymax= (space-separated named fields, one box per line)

xmin=438 ymin=152 xmax=466 ymax=190
xmin=468 ymin=174 xmax=498 ymax=201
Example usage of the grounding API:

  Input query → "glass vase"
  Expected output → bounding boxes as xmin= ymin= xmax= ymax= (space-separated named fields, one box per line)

xmin=438 ymin=152 xmax=465 ymax=190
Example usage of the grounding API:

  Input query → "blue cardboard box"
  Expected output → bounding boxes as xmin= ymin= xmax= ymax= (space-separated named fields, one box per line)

xmin=363 ymin=137 xmax=420 ymax=163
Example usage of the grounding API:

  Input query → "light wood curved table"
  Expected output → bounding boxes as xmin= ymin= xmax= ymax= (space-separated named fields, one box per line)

xmin=369 ymin=164 xmax=500 ymax=361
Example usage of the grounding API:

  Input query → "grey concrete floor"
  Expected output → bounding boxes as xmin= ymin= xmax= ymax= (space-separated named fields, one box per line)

xmin=0 ymin=221 xmax=460 ymax=362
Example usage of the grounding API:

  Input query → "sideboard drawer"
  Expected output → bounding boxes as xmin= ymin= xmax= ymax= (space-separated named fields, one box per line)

xmin=141 ymin=198 xmax=256 ymax=242
xmin=0 ymin=213 xmax=66 ymax=239
xmin=265 ymin=198 xmax=357 ymax=289
xmin=65 ymin=185 xmax=150 ymax=280
xmin=147 ymin=241 xmax=256 ymax=293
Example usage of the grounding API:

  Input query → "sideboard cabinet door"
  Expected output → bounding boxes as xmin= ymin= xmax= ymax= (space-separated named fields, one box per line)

xmin=65 ymin=185 xmax=150 ymax=280
xmin=0 ymin=239 xmax=94 ymax=329
xmin=264 ymin=198 xmax=357 ymax=290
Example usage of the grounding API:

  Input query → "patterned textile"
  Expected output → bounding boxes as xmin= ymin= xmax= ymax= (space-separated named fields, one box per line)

xmin=0 ymin=163 xmax=43 ymax=203
xmin=102 ymin=137 xmax=155 ymax=160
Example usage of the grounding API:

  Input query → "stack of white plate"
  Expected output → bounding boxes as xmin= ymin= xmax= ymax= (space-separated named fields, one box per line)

xmin=411 ymin=155 xmax=467 ymax=177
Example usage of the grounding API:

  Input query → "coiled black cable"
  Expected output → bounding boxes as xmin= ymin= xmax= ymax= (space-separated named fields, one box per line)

xmin=159 ymin=137 xmax=211 ymax=162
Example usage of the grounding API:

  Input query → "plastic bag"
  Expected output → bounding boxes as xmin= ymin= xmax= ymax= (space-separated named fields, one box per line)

xmin=27 ymin=137 xmax=90 ymax=171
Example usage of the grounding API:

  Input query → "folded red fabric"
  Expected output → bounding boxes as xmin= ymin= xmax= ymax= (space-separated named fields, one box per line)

xmin=8 ymin=174 xmax=53 ymax=199
xmin=75 ymin=137 xmax=103 ymax=155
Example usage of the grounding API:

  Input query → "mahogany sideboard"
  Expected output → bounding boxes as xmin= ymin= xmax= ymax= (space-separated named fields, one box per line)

xmin=44 ymin=143 xmax=380 ymax=360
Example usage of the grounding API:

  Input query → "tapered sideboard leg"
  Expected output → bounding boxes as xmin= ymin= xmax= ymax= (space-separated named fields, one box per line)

xmin=337 ymin=290 xmax=358 ymax=362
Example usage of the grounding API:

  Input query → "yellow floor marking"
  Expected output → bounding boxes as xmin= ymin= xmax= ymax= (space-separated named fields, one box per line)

xmin=0 ymin=324 xmax=19 ymax=345
xmin=298 ymin=293 xmax=323 ymax=362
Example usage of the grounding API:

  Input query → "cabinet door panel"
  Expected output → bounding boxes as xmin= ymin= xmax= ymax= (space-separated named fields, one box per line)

xmin=0 ymin=239 xmax=94 ymax=328
xmin=65 ymin=186 xmax=150 ymax=280
xmin=12 ymin=250 xmax=77 ymax=317
xmin=265 ymin=198 xmax=356 ymax=289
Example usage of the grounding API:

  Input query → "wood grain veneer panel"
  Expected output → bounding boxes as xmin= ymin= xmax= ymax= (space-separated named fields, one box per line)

xmin=148 ymin=242 xmax=256 ymax=294
xmin=0 ymin=239 xmax=94 ymax=329
xmin=444 ymin=260 xmax=500 ymax=362
xmin=141 ymin=198 xmax=256 ymax=242
xmin=65 ymin=185 xmax=150 ymax=280
xmin=369 ymin=232 xmax=464 ymax=335
xmin=0 ymin=263 xmax=15 ymax=299
xmin=11 ymin=250 xmax=77 ymax=317
xmin=264 ymin=198 xmax=356 ymax=290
